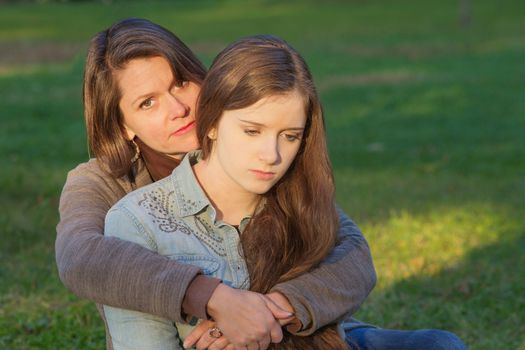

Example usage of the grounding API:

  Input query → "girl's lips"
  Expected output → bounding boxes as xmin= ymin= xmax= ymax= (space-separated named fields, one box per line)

xmin=172 ymin=120 xmax=195 ymax=136
xmin=250 ymin=169 xmax=276 ymax=181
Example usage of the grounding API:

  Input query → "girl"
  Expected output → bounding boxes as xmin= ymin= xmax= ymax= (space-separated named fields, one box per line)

xmin=56 ymin=18 xmax=375 ymax=350
xmin=103 ymin=34 xmax=349 ymax=349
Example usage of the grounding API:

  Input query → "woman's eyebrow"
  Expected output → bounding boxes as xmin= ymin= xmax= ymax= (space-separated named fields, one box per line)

xmin=132 ymin=92 xmax=154 ymax=106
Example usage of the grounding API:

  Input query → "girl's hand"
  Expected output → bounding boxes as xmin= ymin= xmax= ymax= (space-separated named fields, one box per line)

xmin=183 ymin=319 xmax=233 ymax=350
xmin=205 ymin=284 xmax=293 ymax=349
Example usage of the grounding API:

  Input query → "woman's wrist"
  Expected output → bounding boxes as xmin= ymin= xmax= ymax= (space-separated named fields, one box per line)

xmin=182 ymin=275 xmax=222 ymax=320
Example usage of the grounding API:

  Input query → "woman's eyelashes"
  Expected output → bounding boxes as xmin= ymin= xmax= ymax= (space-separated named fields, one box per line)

xmin=172 ymin=80 xmax=189 ymax=90
xmin=139 ymin=97 xmax=155 ymax=110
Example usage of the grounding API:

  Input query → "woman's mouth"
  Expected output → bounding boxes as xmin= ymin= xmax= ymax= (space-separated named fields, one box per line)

xmin=172 ymin=120 xmax=195 ymax=136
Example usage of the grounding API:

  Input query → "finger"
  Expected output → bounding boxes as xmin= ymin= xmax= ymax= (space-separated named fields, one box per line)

xmin=247 ymin=342 xmax=259 ymax=350
xmin=269 ymin=321 xmax=283 ymax=344
xmin=208 ymin=336 xmax=230 ymax=350
xmin=258 ymin=337 xmax=271 ymax=350
xmin=195 ymin=330 xmax=219 ymax=350
xmin=264 ymin=296 xmax=293 ymax=320
xmin=277 ymin=315 xmax=296 ymax=326
xmin=183 ymin=320 xmax=215 ymax=348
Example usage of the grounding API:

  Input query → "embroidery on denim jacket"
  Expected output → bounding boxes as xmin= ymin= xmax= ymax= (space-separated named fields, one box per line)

xmin=193 ymin=215 xmax=226 ymax=257
xmin=138 ymin=188 xmax=194 ymax=235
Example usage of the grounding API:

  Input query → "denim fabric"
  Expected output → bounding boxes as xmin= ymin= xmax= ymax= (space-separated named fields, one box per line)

xmin=345 ymin=326 xmax=468 ymax=350
xmin=103 ymin=151 xmax=250 ymax=350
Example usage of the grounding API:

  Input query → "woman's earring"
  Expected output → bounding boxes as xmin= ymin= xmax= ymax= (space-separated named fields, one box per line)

xmin=208 ymin=129 xmax=217 ymax=140
xmin=130 ymin=138 xmax=140 ymax=163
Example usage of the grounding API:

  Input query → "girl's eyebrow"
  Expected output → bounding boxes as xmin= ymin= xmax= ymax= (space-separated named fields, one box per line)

xmin=238 ymin=119 xmax=264 ymax=126
xmin=238 ymin=119 xmax=305 ymax=130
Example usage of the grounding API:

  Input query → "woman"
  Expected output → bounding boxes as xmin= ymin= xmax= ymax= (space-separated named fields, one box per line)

xmin=56 ymin=18 xmax=375 ymax=350
xmin=103 ymin=34 xmax=350 ymax=349
xmin=56 ymin=18 xmax=467 ymax=350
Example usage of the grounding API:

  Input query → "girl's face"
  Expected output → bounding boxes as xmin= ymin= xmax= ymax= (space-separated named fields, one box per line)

xmin=118 ymin=56 xmax=200 ymax=159
xmin=207 ymin=91 xmax=306 ymax=196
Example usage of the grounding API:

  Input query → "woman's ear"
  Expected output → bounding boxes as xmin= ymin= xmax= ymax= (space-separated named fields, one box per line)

xmin=123 ymin=124 xmax=136 ymax=140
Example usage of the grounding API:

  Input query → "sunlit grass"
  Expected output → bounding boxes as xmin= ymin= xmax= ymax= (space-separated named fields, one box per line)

xmin=1 ymin=0 xmax=524 ymax=349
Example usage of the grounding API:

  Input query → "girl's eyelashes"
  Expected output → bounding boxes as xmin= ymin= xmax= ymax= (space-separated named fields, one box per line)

xmin=282 ymin=133 xmax=302 ymax=142
xmin=243 ymin=128 xmax=302 ymax=141
xmin=244 ymin=129 xmax=260 ymax=136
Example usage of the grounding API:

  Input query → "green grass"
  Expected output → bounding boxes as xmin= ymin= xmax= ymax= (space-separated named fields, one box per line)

xmin=1 ymin=1 xmax=524 ymax=349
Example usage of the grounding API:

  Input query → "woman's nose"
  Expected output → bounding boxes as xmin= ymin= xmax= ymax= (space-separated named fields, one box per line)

xmin=168 ymin=95 xmax=190 ymax=119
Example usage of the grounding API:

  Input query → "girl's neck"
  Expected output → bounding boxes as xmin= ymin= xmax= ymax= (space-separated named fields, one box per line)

xmin=192 ymin=158 xmax=259 ymax=225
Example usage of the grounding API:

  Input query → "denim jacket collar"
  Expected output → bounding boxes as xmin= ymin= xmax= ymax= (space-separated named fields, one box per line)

xmin=171 ymin=150 xmax=254 ymax=228
xmin=171 ymin=150 xmax=210 ymax=218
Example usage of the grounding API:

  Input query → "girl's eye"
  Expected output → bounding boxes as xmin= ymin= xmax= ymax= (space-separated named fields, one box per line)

xmin=283 ymin=133 xmax=301 ymax=142
xmin=140 ymin=98 xmax=154 ymax=110
xmin=244 ymin=129 xmax=260 ymax=136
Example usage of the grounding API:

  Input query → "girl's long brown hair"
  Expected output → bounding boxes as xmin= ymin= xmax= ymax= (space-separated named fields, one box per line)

xmin=197 ymin=35 xmax=348 ymax=349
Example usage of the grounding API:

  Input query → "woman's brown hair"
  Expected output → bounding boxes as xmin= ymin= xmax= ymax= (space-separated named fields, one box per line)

xmin=83 ymin=18 xmax=206 ymax=178
xmin=197 ymin=35 xmax=348 ymax=350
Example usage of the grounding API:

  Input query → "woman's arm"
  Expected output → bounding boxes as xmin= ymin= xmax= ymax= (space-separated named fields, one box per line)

xmin=270 ymin=207 xmax=377 ymax=335
xmin=55 ymin=161 xmax=203 ymax=322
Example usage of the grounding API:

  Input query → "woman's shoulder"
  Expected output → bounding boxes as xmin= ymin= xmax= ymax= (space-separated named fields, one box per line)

xmin=62 ymin=158 xmax=142 ymax=203
xmin=65 ymin=159 xmax=118 ymax=189
xmin=67 ymin=158 xmax=106 ymax=177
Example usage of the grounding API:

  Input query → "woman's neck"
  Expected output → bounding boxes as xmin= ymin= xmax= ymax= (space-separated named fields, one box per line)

xmin=192 ymin=158 xmax=259 ymax=225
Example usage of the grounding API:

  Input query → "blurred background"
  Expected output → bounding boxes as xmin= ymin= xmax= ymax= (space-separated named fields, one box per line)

xmin=0 ymin=0 xmax=523 ymax=349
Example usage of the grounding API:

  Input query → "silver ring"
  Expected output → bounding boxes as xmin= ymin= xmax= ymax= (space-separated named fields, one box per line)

xmin=208 ymin=326 xmax=223 ymax=338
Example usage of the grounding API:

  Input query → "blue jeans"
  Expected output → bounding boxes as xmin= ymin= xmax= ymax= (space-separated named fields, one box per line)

xmin=345 ymin=326 xmax=468 ymax=350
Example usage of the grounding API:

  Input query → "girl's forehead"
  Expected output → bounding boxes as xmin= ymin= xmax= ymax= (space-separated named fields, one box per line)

xmin=219 ymin=91 xmax=307 ymax=128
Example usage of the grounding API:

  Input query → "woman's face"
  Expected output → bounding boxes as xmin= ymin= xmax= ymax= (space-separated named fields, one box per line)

xmin=207 ymin=91 xmax=306 ymax=196
xmin=118 ymin=56 xmax=200 ymax=159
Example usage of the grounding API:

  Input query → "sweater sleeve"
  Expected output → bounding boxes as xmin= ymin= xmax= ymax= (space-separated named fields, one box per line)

xmin=55 ymin=163 xmax=202 ymax=322
xmin=270 ymin=207 xmax=376 ymax=335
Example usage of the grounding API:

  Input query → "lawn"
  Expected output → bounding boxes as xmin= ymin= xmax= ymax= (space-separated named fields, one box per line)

xmin=1 ymin=0 xmax=524 ymax=349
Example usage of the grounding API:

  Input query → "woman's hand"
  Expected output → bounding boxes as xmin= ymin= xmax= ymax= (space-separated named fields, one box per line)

xmin=204 ymin=284 xmax=293 ymax=349
xmin=265 ymin=292 xmax=297 ymax=327
xmin=183 ymin=319 xmax=233 ymax=350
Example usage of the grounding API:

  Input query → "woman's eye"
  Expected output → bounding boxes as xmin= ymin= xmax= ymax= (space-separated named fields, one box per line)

xmin=174 ymin=80 xmax=189 ymax=89
xmin=140 ymin=98 xmax=154 ymax=110
xmin=244 ymin=129 xmax=260 ymax=136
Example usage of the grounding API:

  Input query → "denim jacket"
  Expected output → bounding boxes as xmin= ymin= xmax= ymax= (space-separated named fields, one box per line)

xmin=103 ymin=151 xmax=251 ymax=349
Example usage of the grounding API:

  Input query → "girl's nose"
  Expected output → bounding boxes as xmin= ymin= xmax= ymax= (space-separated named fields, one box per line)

xmin=258 ymin=137 xmax=281 ymax=165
